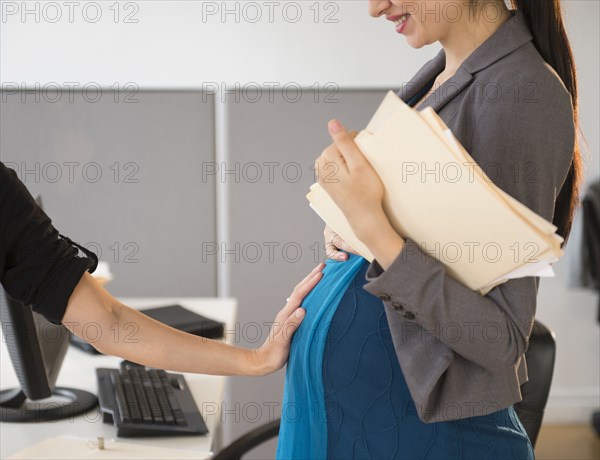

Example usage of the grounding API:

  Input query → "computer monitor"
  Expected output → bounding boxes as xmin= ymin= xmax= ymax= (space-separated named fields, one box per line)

xmin=0 ymin=197 xmax=98 ymax=422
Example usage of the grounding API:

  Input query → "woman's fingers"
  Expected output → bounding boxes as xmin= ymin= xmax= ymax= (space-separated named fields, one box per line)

xmin=338 ymin=239 xmax=360 ymax=256
xmin=274 ymin=268 xmax=323 ymax=346
xmin=276 ymin=307 xmax=306 ymax=344
xmin=285 ymin=263 xmax=324 ymax=308
xmin=325 ymin=242 xmax=349 ymax=261
xmin=327 ymin=238 xmax=358 ymax=259
xmin=324 ymin=226 xmax=360 ymax=260
xmin=257 ymin=304 xmax=307 ymax=375
xmin=271 ymin=264 xmax=324 ymax=335
xmin=263 ymin=260 xmax=327 ymax=372
xmin=298 ymin=262 xmax=325 ymax=288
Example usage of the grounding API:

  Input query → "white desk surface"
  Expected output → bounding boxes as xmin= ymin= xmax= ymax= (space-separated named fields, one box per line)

xmin=0 ymin=297 xmax=238 ymax=459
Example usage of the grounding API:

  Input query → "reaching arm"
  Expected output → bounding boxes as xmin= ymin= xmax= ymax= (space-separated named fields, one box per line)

xmin=63 ymin=264 xmax=323 ymax=377
xmin=1 ymin=161 xmax=324 ymax=377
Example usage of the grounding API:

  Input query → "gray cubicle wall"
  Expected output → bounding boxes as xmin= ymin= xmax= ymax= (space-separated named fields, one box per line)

xmin=0 ymin=91 xmax=217 ymax=297
xmin=224 ymin=89 xmax=387 ymax=456
xmin=1 ymin=88 xmax=387 ymax=456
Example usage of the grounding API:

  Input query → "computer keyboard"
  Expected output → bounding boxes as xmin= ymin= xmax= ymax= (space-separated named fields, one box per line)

xmin=96 ymin=363 xmax=209 ymax=437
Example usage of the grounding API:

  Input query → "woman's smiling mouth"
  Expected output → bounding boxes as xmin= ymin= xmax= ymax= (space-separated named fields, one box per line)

xmin=387 ymin=13 xmax=411 ymax=33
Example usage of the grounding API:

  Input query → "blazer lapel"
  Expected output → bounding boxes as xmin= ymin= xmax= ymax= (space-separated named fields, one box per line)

xmin=399 ymin=9 xmax=534 ymax=113
xmin=396 ymin=48 xmax=445 ymax=103
xmin=420 ymin=65 xmax=473 ymax=113
xmin=396 ymin=47 xmax=472 ymax=113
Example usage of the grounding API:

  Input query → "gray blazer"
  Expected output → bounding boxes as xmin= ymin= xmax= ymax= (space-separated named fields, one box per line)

xmin=362 ymin=9 xmax=575 ymax=423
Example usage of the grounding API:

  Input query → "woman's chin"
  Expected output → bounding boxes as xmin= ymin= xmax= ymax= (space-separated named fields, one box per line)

xmin=405 ymin=35 xmax=428 ymax=49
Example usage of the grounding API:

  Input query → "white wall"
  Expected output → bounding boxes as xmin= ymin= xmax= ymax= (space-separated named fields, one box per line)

xmin=537 ymin=0 xmax=600 ymax=424
xmin=2 ymin=0 xmax=598 ymax=431
xmin=0 ymin=0 xmax=439 ymax=88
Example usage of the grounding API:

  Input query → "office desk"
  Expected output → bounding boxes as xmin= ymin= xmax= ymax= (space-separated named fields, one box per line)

xmin=0 ymin=297 xmax=237 ymax=459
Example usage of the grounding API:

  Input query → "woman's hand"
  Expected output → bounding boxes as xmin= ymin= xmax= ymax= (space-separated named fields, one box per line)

xmin=316 ymin=120 xmax=389 ymax=240
xmin=316 ymin=119 xmax=406 ymax=269
xmin=252 ymin=262 xmax=325 ymax=375
xmin=324 ymin=224 xmax=359 ymax=261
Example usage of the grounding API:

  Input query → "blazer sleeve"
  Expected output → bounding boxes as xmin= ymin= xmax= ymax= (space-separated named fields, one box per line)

xmin=362 ymin=71 xmax=576 ymax=373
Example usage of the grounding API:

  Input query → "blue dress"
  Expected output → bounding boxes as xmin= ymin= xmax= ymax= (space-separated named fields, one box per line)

xmin=277 ymin=79 xmax=535 ymax=459
xmin=323 ymin=258 xmax=534 ymax=459
xmin=277 ymin=256 xmax=534 ymax=460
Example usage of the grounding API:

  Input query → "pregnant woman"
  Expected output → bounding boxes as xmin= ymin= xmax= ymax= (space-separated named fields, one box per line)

xmin=277 ymin=0 xmax=582 ymax=458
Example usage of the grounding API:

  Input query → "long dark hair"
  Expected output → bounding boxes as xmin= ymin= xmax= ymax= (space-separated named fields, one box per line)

xmin=472 ymin=0 xmax=584 ymax=247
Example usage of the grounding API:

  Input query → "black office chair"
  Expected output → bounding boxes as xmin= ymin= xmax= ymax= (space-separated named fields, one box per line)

xmin=213 ymin=419 xmax=280 ymax=460
xmin=214 ymin=319 xmax=556 ymax=459
xmin=513 ymin=319 xmax=557 ymax=447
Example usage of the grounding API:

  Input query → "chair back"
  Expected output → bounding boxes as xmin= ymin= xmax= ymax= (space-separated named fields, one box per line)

xmin=513 ymin=319 xmax=557 ymax=447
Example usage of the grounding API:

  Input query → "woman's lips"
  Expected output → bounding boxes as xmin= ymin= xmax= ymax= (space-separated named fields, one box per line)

xmin=387 ymin=13 xmax=410 ymax=34
xmin=395 ymin=14 xmax=410 ymax=33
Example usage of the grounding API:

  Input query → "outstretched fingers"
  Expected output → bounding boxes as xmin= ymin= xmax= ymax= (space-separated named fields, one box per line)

xmin=272 ymin=263 xmax=325 ymax=337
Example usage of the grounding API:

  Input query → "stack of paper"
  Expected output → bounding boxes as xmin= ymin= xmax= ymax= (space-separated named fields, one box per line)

xmin=308 ymin=91 xmax=563 ymax=295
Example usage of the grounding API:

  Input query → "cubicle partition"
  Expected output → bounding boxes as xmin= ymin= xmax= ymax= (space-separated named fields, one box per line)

xmin=0 ymin=88 xmax=386 ymax=452
xmin=1 ymin=91 xmax=218 ymax=297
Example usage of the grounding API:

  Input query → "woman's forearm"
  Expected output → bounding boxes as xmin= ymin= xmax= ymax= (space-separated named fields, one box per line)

xmin=355 ymin=209 xmax=406 ymax=270
xmin=63 ymin=265 xmax=322 ymax=377
xmin=104 ymin=303 xmax=263 ymax=376
xmin=62 ymin=273 xmax=263 ymax=376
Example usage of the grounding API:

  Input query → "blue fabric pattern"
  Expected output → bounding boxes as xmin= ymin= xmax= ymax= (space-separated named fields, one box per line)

xmin=277 ymin=254 xmax=366 ymax=460
xmin=322 ymin=261 xmax=534 ymax=459
xmin=277 ymin=254 xmax=534 ymax=459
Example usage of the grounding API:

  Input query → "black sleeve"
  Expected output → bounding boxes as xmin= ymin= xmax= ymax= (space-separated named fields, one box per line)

xmin=0 ymin=162 xmax=98 ymax=324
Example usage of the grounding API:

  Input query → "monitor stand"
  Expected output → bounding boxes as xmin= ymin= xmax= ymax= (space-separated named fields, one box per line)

xmin=0 ymin=387 xmax=98 ymax=422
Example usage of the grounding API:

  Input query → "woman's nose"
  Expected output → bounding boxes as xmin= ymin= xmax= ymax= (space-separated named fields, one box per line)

xmin=368 ymin=0 xmax=390 ymax=18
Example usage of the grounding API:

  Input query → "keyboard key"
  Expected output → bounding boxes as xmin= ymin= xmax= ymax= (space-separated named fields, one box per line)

xmin=149 ymin=370 xmax=175 ymax=424
xmin=140 ymin=373 xmax=164 ymax=423
xmin=109 ymin=370 xmax=131 ymax=424
xmin=96 ymin=366 xmax=208 ymax=436
xmin=131 ymin=369 xmax=153 ymax=424
xmin=121 ymin=370 xmax=142 ymax=422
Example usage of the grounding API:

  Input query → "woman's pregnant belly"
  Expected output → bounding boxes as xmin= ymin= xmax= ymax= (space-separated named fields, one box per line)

xmin=277 ymin=254 xmax=436 ymax=459
xmin=322 ymin=259 xmax=439 ymax=459
xmin=277 ymin=254 xmax=533 ymax=460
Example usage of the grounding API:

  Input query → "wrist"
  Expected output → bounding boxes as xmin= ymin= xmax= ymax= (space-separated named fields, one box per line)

xmin=243 ymin=349 xmax=262 ymax=376
xmin=246 ymin=348 xmax=271 ymax=377
xmin=353 ymin=206 xmax=391 ymax=243
xmin=356 ymin=211 xmax=405 ymax=270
